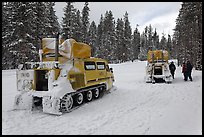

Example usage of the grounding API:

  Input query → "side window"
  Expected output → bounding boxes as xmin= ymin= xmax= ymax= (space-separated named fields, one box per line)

xmin=84 ymin=62 xmax=96 ymax=70
xmin=97 ymin=62 xmax=105 ymax=70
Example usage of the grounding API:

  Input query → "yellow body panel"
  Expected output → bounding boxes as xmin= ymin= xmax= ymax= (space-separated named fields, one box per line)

xmin=147 ymin=50 xmax=169 ymax=63
xmin=71 ymin=42 xmax=91 ymax=58
xmin=42 ymin=38 xmax=91 ymax=61
xmin=68 ymin=58 xmax=114 ymax=90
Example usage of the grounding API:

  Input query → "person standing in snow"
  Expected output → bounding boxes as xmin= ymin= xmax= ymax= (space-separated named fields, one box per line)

xmin=185 ymin=60 xmax=193 ymax=81
xmin=182 ymin=62 xmax=187 ymax=81
xmin=169 ymin=61 xmax=176 ymax=79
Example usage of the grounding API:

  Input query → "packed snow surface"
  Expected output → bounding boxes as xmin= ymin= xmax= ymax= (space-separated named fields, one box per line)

xmin=2 ymin=60 xmax=202 ymax=135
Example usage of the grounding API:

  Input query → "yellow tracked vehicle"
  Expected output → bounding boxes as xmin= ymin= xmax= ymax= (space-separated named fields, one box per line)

xmin=145 ymin=50 xmax=172 ymax=84
xmin=14 ymin=36 xmax=114 ymax=115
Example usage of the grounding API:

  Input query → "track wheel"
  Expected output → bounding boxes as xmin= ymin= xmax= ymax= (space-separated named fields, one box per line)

xmin=75 ymin=93 xmax=84 ymax=105
xmin=85 ymin=90 xmax=93 ymax=102
xmin=60 ymin=94 xmax=73 ymax=113
xmin=93 ymin=88 xmax=100 ymax=99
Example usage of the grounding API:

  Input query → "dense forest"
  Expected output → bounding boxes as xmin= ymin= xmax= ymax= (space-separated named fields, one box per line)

xmin=172 ymin=2 xmax=202 ymax=70
xmin=2 ymin=2 xmax=202 ymax=70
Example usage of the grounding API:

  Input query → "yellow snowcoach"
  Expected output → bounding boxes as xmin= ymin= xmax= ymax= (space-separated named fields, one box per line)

xmin=145 ymin=50 xmax=172 ymax=84
xmin=14 ymin=37 xmax=114 ymax=115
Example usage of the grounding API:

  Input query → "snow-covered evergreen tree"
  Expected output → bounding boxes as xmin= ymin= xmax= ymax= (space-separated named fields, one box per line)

xmin=81 ymin=2 xmax=90 ymax=43
xmin=4 ymin=2 xmax=39 ymax=68
xmin=147 ymin=24 xmax=153 ymax=50
xmin=132 ymin=25 xmax=140 ymax=60
xmin=115 ymin=18 xmax=125 ymax=63
xmin=152 ymin=28 xmax=159 ymax=50
xmin=61 ymin=2 xmax=75 ymax=40
xmin=2 ymin=2 xmax=61 ymax=69
xmin=160 ymin=33 xmax=167 ymax=51
xmin=2 ymin=2 xmax=13 ymax=69
xmin=173 ymin=2 xmax=202 ymax=70
xmin=102 ymin=10 xmax=116 ymax=62
xmin=45 ymin=2 xmax=60 ymax=37
xmin=96 ymin=15 xmax=104 ymax=58
xmin=72 ymin=10 xmax=82 ymax=42
xmin=87 ymin=21 xmax=97 ymax=56
xmin=123 ymin=11 xmax=132 ymax=62
xmin=166 ymin=34 xmax=172 ymax=59
xmin=138 ymin=31 xmax=148 ymax=61
xmin=33 ymin=2 xmax=50 ymax=40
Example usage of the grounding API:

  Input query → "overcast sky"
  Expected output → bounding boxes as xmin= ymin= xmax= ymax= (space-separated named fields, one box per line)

xmin=54 ymin=2 xmax=182 ymax=37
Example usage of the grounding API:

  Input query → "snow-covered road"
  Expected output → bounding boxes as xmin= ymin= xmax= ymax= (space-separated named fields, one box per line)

xmin=2 ymin=61 xmax=202 ymax=135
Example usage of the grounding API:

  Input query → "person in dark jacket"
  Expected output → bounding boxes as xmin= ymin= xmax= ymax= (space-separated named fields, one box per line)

xmin=186 ymin=60 xmax=193 ymax=81
xmin=169 ymin=61 xmax=176 ymax=79
xmin=182 ymin=62 xmax=187 ymax=81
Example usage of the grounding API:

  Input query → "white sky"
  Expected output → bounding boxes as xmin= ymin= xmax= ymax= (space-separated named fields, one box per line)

xmin=54 ymin=2 xmax=182 ymax=38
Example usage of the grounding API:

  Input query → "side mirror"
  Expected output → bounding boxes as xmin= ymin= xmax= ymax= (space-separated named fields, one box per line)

xmin=110 ymin=68 xmax=113 ymax=73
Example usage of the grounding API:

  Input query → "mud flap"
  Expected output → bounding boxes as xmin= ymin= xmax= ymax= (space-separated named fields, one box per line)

xmin=42 ymin=96 xmax=62 ymax=115
xmin=13 ymin=92 xmax=33 ymax=110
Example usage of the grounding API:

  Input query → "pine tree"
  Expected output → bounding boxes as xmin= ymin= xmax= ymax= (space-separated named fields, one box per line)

xmin=138 ymin=26 xmax=149 ymax=61
xmin=33 ymin=2 xmax=50 ymax=39
xmin=132 ymin=25 xmax=140 ymax=60
xmin=138 ymin=31 xmax=148 ymax=61
xmin=147 ymin=24 xmax=153 ymax=50
xmin=2 ymin=2 xmax=61 ymax=69
xmin=61 ymin=2 xmax=75 ymax=40
xmin=166 ymin=34 xmax=172 ymax=59
xmin=102 ymin=10 xmax=116 ymax=62
xmin=160 ymin=33 xmax=167 ymax=51
xmin=5 ymin=2 xmax=40 ymax=68
xmin=87 ymin=21 xmax=97 ymax=56
xmin=195 ymin=2 xmax=202 ymax=70
xmin=123 ymin=11 xmax=132 ymax=61
xmin=96 ymin=15 xmax=105 ymax=58
xmin=30 ymin=2 xmax=54 ymax=63
xmin=2 ymin=2 xmax=13 ymax=69
xmin=173 ymin=2 xmax=202 ymax=70
xmin=81 ymin=2 xmax=90 ymax=43
xmin=72 ymin=10 xmax=82 ymax=42
xmin=115 ymin=18 xmax=125 ymax=63
xmin=45 ymin=2 xmax=60 ymax=37
xmin=152 ymin=28 xmax=159 ymax=50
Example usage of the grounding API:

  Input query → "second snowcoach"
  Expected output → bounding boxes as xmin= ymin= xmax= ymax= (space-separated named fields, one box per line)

xmin=145 ymin=50 xmax=172 ymax=84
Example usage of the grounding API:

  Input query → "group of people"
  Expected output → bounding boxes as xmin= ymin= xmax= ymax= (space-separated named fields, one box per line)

xmin=168 ymin=60 xmax=193 ymax=81
xmin=182 ymin=60 xmax=193 ymax=81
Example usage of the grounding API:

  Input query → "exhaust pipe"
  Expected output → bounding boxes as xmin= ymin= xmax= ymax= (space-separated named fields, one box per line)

xmin=39 ymin=37 xmax=43 ymax=62
xmin=55 ymin=33 xmax=60 ymax=68
xmin=55 ymin=33 xmax=59 ymax=62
